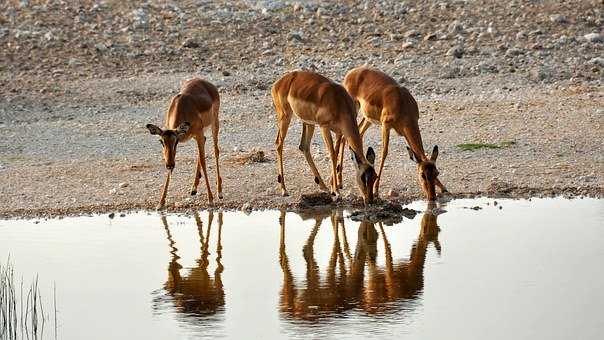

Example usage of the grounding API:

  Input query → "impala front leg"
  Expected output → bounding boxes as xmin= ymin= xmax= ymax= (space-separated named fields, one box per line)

xmin=435 ymin=178 xmax=448 ymax=193
xmin=321 ymin=127 xmax=340 ymax=197
xmin=374 ymin=124 xmax=391 ymax=197
xmin=158 ymin=170 xmax=172 ymax=210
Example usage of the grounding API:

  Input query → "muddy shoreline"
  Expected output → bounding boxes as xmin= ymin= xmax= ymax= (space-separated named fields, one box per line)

xmin=2 ymin=187 xmax=601 ymax=220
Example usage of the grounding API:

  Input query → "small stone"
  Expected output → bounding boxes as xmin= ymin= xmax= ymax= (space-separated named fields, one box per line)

xmin=589 ymin=57 xmax=604 ymax=67
xmin=387 ymin=189 xmax=399 ymax=198
xmin=446 ymin=45 xmax=464 ymax=58
xmin=182 ymin=38 xmax=200 ymax=48
xmin=423 ymin=32 xmax=437 ymax=41
xmin=119 ymin=182 xmax=129 ymax=188
xmin=222 ymin=70 xmax=230 ymax=76
xmin=241 ymin=202 xmax=252 ymax=212
xmin=94 ymin=43 xmax=108 ymax=53
xmin=402 ymin=41 xmax=414 ymax=49
xmin=108 ymin=212 xmax=115 ymax=219
xmin=109 ymin=188 xmax=117 ymax=194
xmin=549 ymin=14 xmax=567 ymax=24
xmin=404 ymin=30 xmax=419 ymax=38
xmin=584 ymin=33 xmax=603 ymax=43
xmin=448 ymin=21 xmax=463 ymax=34
xmin=288 ymin=32 xmax=303 ymax=42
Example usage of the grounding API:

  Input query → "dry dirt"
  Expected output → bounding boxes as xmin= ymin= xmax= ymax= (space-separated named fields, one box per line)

xmin=0 ymin=0 xmax=602 ymax=218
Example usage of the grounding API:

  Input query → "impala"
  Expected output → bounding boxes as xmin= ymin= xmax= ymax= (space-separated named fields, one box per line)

xmin=339 ymin=66 xmax=448 ymax=201
xmin=146 ymin=78 xmax=223 ymax=209
xmin=272 ymin=70 xmax=377 ymax=205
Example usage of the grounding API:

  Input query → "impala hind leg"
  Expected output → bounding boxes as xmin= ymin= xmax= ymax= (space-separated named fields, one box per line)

xmin=212 ymin=121 xmax=223 ymax=199
xmin=373 ymin=124 xmax=391 ymax=197
xmin=196 ymin=135 xmax=214 ymax=203
xmin=321 ymin=127 xmax=340 ymax=197
xmin=275 ymin=113 xmax=292 ymax=196
xmin=299 ymin=123 xmax=329 ymax=192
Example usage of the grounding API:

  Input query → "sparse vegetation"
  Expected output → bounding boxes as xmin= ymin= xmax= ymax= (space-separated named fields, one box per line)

xmin=456 ymin=141 xmax=516 ymax=151
xmin=0 ymin=259 xmax=57 ymax=340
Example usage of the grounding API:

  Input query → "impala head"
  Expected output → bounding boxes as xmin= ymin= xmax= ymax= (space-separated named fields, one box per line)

xmin=146 ymin=122 xmax=191 ymax=170
xmin=407 ymin=145 xmax=440 ymax=201
xmin=351 ymin=147 xmax=378 ymax=206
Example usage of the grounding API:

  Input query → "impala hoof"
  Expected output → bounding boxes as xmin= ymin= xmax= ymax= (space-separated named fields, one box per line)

xmin=281 ymin=190 xmax=289 ymax=197
xmin=190 ymin=190 xmax=197 ymax=196
xmin=156 ymin=204 xmax=165 ymax=211
xmin=218 ymin=193 xmax=224 ymax=199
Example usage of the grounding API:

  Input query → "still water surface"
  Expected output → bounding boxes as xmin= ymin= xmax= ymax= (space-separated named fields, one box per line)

xmin=0 ymin=198 xmax=603 ymax=340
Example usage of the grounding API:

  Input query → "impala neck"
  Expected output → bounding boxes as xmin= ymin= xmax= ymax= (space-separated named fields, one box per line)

xmin=345 ymin=129 xmax=369 ymax=164
xmin=403 ymin=123 xmax=428 ymax=162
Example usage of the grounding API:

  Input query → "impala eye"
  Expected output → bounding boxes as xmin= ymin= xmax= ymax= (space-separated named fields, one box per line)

xmin=421 ymin=173 xmax=427 ymax=180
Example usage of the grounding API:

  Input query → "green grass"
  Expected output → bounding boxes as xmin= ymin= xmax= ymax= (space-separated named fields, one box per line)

xmin=456 ymin=141 xmax=516 ymax=151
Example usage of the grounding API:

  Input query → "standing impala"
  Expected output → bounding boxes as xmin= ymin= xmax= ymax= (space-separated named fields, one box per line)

xmin=146 ymin=78 xmax=223 ymax=209
xmin=340 ymin=66 xmax=447 ymax=201
xmin=272 ymin=70 xmax=377 ymax=205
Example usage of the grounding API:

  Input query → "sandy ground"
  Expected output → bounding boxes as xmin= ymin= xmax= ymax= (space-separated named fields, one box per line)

xmin=0 ymin=1 xmax=602 ymax=218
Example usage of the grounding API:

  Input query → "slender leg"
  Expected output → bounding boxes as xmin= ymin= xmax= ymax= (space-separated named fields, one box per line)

xmin=333 ymin=132 xmax=343 ymax=189
xmin=158 ymin=170 xmax=172 ymax=209
xmin=321 ymin=127 xmax=340 ymax=196
xmin=275 ymin=113 xmax=292 ymax=196
xmin=336 ymin=134 xmax=345 ymax=189
xmin=299 ymin=123 xmax=329 ymax=192
xmin=196 ymin=135 xmax=214 ymax=203
xmin=374 ymin=125 xmax=391 ymax=197
xmin=212 ymin=121 xmax=223 ymax=199
xmin=191 ymin=156 xmax=201 ymax=195
xmin=435 ymin=178 xmax=448 ymax=193
xmin=358 ymin=118 xmax=371 ymax=139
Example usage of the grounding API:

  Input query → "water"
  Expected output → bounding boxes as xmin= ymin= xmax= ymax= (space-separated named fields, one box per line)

xmin=0 ymin=198 xmax=603 ymax=340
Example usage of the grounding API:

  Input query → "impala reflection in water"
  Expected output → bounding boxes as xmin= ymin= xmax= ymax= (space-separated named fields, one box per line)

xmin=152 ymin=211 xmax=225 ymax=319
xmin=278 ymin=204 xmax=440 ymax=320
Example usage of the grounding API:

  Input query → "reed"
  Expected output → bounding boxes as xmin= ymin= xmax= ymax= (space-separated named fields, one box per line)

xmin=0 ymin=259 xmax=57 ymax=340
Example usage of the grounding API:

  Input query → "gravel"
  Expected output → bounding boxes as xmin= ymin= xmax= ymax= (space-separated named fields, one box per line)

xmin=0 ymin=0 xmax=602 ymax=218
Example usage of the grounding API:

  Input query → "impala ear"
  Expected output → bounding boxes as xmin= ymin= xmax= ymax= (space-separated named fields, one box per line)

xmin=407 ymin=146 xmax=419 ymax=163
xmin=430 ymin=145 xmax=439 ymax=162
xmin=366 ymin=147 xmax=376 ymax=165
xmin=176 ymin=122 xmax=191 ymax=137
xmin=350 ymin=147 xmax=362 ymax=166
xmin=146 ymin=124 xmax=163 ymax=136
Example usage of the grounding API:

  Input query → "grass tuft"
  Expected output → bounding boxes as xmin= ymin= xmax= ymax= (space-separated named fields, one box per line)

xmin=456 ymin=141 xmax=516 ymax=151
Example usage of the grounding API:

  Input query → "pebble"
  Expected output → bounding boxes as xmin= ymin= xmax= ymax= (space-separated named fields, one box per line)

xmin=549 ymin=14 xmax=567 ymax=24
xmin=589 ymin=57 xmax=604 ymax=67
xmin=109 ymin=188 xmax=117 ymax=194
xmin=119 ymin=182 xmax=129 ymax=188
xmin=108 ymin=212 xmax=115 ymax=219
xmin=387 ymin=189 xmax=399 ymax=198
xmin=446 ymin=46 xmax=464 ymax=58
xmin=584 ymin=33 xmax=603 ymax=43
xmin=182 ymin=38 xmax=200 ymax=48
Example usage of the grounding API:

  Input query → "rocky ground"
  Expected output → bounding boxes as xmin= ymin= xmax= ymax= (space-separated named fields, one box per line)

xmin=0 ymin=0 xmax=602 ymax=218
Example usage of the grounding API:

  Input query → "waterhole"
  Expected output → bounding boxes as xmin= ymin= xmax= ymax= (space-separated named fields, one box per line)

xmin=0 ymin=198 xmax=602 ymax=339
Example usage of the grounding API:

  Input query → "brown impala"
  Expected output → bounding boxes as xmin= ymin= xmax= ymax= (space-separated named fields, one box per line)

xmin=340 ymin=66 xmax=448 ymax=201
xmin=146 ymin=78 xmax=223 ymax=209
xmin=272 ymin=70 xmax=377 ymax=205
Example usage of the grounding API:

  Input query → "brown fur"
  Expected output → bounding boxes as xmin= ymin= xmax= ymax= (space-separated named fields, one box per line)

xmin=341 ymin=66 xmax=447 ymax=201
xmin=146 ymin=78 xmax=223 ymax=209
xmin=272 ymin=70 xmax=377 ymax=205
